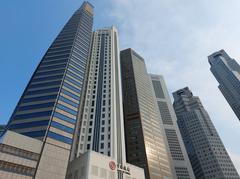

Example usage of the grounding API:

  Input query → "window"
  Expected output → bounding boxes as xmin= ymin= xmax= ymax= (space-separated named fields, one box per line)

xmin=22 ymin=130 xmax=46 ymax=138
xmin=29 ymin=80 xmax=61 ymax=89
xmin=9 ymin=120 xmax=49 ymax=130
xmin=22 ymin=95 xmax=57 ymax=103
xmin=14 ymin=111 xmax=52 ymax=120
xmin=63 ymin=82 xmax=81 ymax=93
xmin=26 ymin=87 xmax=59 ymax=96
xmin=56 ymin=104 xmax=77 ymax=116
xmin=47 ymin=131 xmax=72 ymax=145
xmin=32 ymin=75 xmax=63 ymax=83
xmin=59 ymin=96 xmax=79 ymax=108
xmin=61 ymin=89 xmax=80 ymax=100
xmin=54 ymin=112 xmax=76 ymax=124
xmin=51 ymin=121 xmax=74 ymax=134
xmin=65 ymin=76 xmax=81 ymax=87
xmin=101 ymin=135 xmax=104 ymax=140
xmin=18 ymin=102 xmax=55 ymax=111
xmin=87 ymin=144 xmax=90 ymax=149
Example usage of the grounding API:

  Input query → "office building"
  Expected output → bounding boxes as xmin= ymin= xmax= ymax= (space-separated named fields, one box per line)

xmin=121 ymin=48 xmax=173 ymax=179
xmin=2 ymin=2 xmax=94 ymax=179
xmin=0 ymin=131 xmax=42 ymax=179
xmin=209 ymin=49 xmax=240 ymax=121
xmin=67 ymin=27 xmax=145 ymax=179
xmin=150 ymin=74 xmax=195 ymax=179
xmin=173 ymin=87 xmax=239 ymax=179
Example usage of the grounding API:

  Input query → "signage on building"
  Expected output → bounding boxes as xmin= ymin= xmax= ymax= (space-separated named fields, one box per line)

xmin=109 ymin=161 xmax=116 ymax=170
xmin=109 ymin=161 xmax=130 ymax=175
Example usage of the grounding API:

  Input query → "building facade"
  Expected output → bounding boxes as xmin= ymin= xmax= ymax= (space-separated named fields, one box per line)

xmin=66 ymin=151 xmax=145 ymax=179
xmin=150 ymin=74 xmax=195 ymax=179
xmin=208 ymin=49 xmax=240 ymax=121
xmin=121 ymin=48 xmax=173 ymax=179
xmin=0 ymin=131 xmax=42 ymax=179
xmin=2 ymin=2 xmax=94 ymax=178
xmin=67 ymin=28 xmax=145 ymax=179
xmin=173 ymin=87 xmax=239 ymax=179
xmin=0 ymin=125 xmax=5 ymax=135
xmin=72 ymin=26 xmax=126 ymax=162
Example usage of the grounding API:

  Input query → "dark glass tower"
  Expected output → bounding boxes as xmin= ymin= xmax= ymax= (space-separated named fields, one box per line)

xmin=121 ymin=48 xmax=173 ymax=179
xmin=209 ymin=49 xmax=240 ymax=121
xmin=173 ymin=87 xmax=239 ymax=179
xmin=5 ymin=2 xmax=94 ymax=178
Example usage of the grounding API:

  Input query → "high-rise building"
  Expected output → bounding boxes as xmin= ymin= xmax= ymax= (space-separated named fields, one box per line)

xmin=72 ymin=26 xmax=125 ymax=161
xmin=120 ymin=48 xmax=173 ymax=179
xmin=2 ymin=2 xmax=94 ymax=179
xmin=208 ymin=49 xmax=240 ymax=121
xmin=173 ymin=87 xmax=239 ymax=179
xmin=150 ymin=74 xmax=195 ymax=179
xmin=67 ymin=28 xmax=145 ymax=179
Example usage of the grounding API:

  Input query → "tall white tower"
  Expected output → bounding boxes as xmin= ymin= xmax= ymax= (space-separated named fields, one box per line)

xmin=66 ymin=27 xmax=145 ymax=179
xmin=75 ymin=27 xmax=126 ymax=163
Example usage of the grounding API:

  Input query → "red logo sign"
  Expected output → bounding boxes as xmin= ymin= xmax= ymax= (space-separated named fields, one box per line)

xmin=109 ymin=161 xmax=116 ymax=170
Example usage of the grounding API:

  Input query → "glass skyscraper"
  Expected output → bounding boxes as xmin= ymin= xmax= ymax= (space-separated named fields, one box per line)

xmin=121 ymin=48 xmax=173 ymax=179
xmin=173 ymin=87 xmax=239 ymax=179
xmin=4 ymin=2 xmax=94 ymax=178
xmin=150 ymin=74 xmax=195 ymax=179
xmin=208 ymin=49 xmax=240 ymax=121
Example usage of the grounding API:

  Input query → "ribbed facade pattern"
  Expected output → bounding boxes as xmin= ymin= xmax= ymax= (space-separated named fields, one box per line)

xmin=74 ymin=27 xmax=126 ymax=164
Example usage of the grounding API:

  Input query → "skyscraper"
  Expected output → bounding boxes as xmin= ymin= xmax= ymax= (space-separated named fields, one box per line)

xmin=150 ymin=74 xmax=195 ymax=179
xmin=66 ymin=28 xmax=145 ymax=179
xmin=208 ymin=49 xmax=240 ymax=121
xmin=121 ymin=48 xmax=173 ymax=179
xmin=173 ymin=87 xmax=239 ymax=179
xmin=72 ymin=26 xmax=126 ymax=162
xmin=3 ymin=2 xmax=94 ymax=178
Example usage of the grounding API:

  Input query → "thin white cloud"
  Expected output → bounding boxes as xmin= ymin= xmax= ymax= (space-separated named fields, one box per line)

xmin=108 ymin=0 xmax=240 ymax=172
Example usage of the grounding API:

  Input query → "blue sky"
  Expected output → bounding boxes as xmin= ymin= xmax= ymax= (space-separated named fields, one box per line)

xmin=1 ymin=0 xmax=240 ymax=173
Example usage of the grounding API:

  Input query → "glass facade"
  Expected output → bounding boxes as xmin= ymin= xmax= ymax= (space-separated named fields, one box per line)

xmin=209 ymin=49 xmax=240 ymax=121
xmin=121 ymin=48 xmax=173 ymax=179
xmin=4 ymin=2 xmax=94 ymax=179
xmin=6 ymin=2 xmax=93 ymax=148
xmin=173 ymin=87 xmax=239 ymax=179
